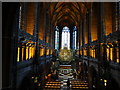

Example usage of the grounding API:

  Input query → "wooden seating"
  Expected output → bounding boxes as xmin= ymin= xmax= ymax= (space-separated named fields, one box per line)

xmin=44 ymin=81 xmax=62 ymax=90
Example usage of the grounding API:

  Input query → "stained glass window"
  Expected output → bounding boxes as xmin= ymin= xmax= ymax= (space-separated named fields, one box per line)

xmin=72 ymin=26 xmax=77 ymax=49
xmin=55 ymin=26 xmax=59 ymax=50
xmin=61 ymin=26 xmax=70 ymax=49
xmin=19 ymin=6 xmax=22 ymax=29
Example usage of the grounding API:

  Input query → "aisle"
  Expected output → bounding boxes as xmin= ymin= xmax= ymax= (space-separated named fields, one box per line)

xmin=43 ymin=64 xmax=89 ymax=90
xmin=43 ymin=78 xmax=89 ymax=90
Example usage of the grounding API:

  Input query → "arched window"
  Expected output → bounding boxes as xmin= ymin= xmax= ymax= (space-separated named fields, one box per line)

xmin=72 ymin=26 xmax=77 ymax=49
xmin=55 ymin=26 xmax=59 ymax=50
xmin=61 ymin=26 xmax=70 ymax=49
xmin=19 ymin=5 xmax=22 ymax=29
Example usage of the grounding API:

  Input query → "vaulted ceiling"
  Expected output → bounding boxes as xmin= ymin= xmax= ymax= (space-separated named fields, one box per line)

xmin=47 ymin=2 xmax=92 ymax=27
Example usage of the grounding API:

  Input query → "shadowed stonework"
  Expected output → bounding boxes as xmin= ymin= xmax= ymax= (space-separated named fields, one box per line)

xmin=2 ymin=1 xmax=120 ymax=90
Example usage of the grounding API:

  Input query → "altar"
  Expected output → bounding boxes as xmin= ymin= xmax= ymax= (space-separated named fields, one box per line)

xmin=58 ymin=65 xmax=74 ymax=80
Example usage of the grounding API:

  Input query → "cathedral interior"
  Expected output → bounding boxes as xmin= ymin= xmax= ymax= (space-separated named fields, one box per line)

xmin=2 ymin=2 xmax=120 ymax=90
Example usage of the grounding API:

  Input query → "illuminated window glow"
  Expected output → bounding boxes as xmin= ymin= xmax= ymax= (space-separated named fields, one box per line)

xmin=50 ymin=49 xmax=53 ymax=55
xmin=93 ymin=49 xmax=96 ymax=58
xmin=61 ymin=26 xmax=70 ymax=49
xmin=116 ymin=48 xmax=119 ymax=63
xmin=72 ymin=26 xmax=77 ymax=49
xmin=80 ymin=50 xmax=82 ymax=55
xmin=107 ymin=48 xmax=109 ymax=61
xmin=32 ymin=47 xmax=35 ymax=58
xmin=84 ymin=49 xmax=87 ymax=56
xmin=46 ymin=49 xmax=49 ymax=55
xmin=26 ymin=47 xmax=28 ymax=60
xmin=29 ymin=47 xmax=32 ymax=59
xmin=91 ymin=49 xmax=94 ymax=58
xmin=19 ymin=6 xmax=22 ymax=29
xmin=17 ymin=47 xmax=20 ymax=62
xmin=22 ymin=47 xmax=24 ymax=61
xmin=110 ymin=48 xmax=113 ymax=61
xmin=90 ymin=49 xmax=92 ymax=57
xmin=55 ymin=26 xmax=59 ymax=50
xmin=40 ymin=48 xmax=44 ymax=56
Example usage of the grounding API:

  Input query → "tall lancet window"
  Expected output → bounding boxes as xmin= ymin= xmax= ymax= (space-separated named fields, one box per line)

xmin=72 ymin=26 xmax=77 ymax=49
xmin=55 ymin=26 xmax=59 ymax=50
xmin=19 ymin=5 xmax=22 ymax=29
xmin=61 ymin=26 xmax=70 ymax=49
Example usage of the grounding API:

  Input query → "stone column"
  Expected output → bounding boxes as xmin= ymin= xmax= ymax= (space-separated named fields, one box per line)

xmin=97 ymin=2 xmax=106 ymax=62
xmin=23 ymin=43 xmax=26 ymax=60
xmin=77 ymin=26 xmax=80 ymax=57
xmin=41 ymin=3 xmax=48 ymax=87
xmin=47 ymin=15 xmax=51 ymax=60
xmin=59 ymin=27 xmax=62 ymax=50
xmin=21 ymin=3 xmax=27 ymax=31
xmin=79 ymin=22 xmax=82 ymax=56
xmin=33 ymin=3 xmax=40 ymax=65
xmin=52 ymin=25 xmax=55 ymax=50
xmin=28 ymin=44 xmax=30 ymax=60
xmin=19 ymin=43 xmax=22 ymax=62
xmin=2 ymin=3 xmax=20 ymax=89
xmin=118 ymin=40 xmax=120 ymax=64
xmin=79 ymin=21 xmax=83 ymax=57
xmin=118 ymin=2 xmax=120 ymax=64
xmin=97 ymin=2 xmax=106 ymax=89
xmin=113 ymin=43 xmax=117 ymax=63
xmin=43 ymin=11 xmax=47 ymax=65
xmin=87 ymin=7 xmax=92 ymax=66
xmin=119 ymin=2 xmax=120 ymax=31
xmin=82 ymin=19 xmax=85 ymax=57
